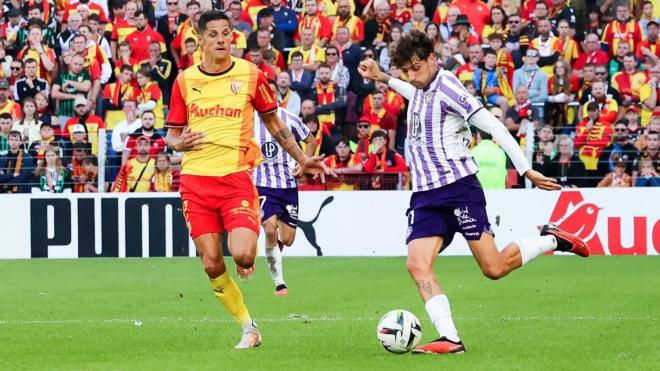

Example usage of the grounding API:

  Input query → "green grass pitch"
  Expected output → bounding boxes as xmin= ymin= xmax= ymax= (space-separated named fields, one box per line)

xmin=1 ymin=256 xmax=658 ymax=370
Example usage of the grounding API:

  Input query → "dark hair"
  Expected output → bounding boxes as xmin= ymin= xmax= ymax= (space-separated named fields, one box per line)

xmin=334 ymin=136 xmax=350 ymax=147
xmin=370 ymin=130 xmax=387 ymax=140
xmin=290 ymin=51 xmax=304 ymax=60
xmin=303 ymin=114 xmax=319 ymax=125
xmin=142 ymin=110 xmax=156 ymax=118
xmin=318 ymin=62 xmax=331 ymax=70
xmin=134 ymin=9 xmax=146 ymax=18
xmin=24 ymin=58 xmax=38 ymax=66
xmin=120 ymin=65 xmax=134 ymax=74
xmin=184 ymin=37 xmax=197 ymax=45
xmin=649 ymin=21 xmax=659 ymax=28
xmin=198 ymin=10 xmax=231 ymax=33
xmin=0 ymin=112 xmax=13 ymax=121
xmin=248 ymin=46 xmax=262 ymax=53
xmin=624 ymin=52 xmax=636 ymax=59
xmin=88 ymin=13 xmax=100 ymax=23
xmin=113 ymin=0 xmax=126 ymax=9
xmin=136 ymin=66 xmax=151 ymax=77
xmin=8 ymin=130 xmax=23 ymax=138
xmin=483 ymin=47 xmax=496 ymax=57
xmin=586 ymin=101 xmax=600 ymax=112
xmin=27 ymin=5 xmax=42 ymax=13
xmin=478 ymin=129 xmax=493 ymax=141
xmin=615 ymin=119 xmax=629 ymax=127
xmin=187 ymin=0 xmax=201 ymax=9
xmin=82 ymin=155 xmax=98 ymax=167
xmin=391 ymin=30 xmax=434 ymax=69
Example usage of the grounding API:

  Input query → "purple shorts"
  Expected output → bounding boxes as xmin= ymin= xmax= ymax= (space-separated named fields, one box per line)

xmin=405 ymin=175 xmax=493 ymax=249
xmin=257 ymin=186 xmax=299 ymax=228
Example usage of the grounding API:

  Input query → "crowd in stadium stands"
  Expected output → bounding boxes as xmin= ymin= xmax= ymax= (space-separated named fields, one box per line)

xmin=0 ymin=0 xmax=658 ymax=194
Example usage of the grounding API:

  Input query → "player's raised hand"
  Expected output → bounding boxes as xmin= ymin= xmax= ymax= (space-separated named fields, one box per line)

xmin=295 ymin=155 xmax=337 ymax=183
xmin=525 ymin=169 xmax=561 ymax=190
xmin=358 ymin=58 xmax=386 ymax=82
xmin=178 ymin=127 xmax=204 ymax=151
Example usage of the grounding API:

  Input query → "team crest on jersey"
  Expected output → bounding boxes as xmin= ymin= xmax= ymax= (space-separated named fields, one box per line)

xmin=231 ymin=80 xmax=242 ymax=94
xmin=261 ymin=141 xmax=279 ymax=160
xmin=286 ymin=204 xmax=298 ymax=220
xmin=408 ymin=113 xmax=424 ymax=146
xmin=424 ymin=91 xmax=434 ymax=103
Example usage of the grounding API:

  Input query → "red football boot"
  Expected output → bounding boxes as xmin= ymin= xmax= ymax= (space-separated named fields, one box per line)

xmin=541 ymin=224 xmax=590 ymax=257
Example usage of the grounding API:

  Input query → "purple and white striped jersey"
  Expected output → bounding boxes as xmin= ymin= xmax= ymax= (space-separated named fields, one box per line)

xmin=253 ymin=107 xmax=310 ymax=189
xmin=405 ymin=69 xmax=483 ymax=192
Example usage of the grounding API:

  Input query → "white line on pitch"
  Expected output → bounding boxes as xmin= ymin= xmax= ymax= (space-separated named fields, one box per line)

xmin=0 ymin=315 xmax=656 ymax=326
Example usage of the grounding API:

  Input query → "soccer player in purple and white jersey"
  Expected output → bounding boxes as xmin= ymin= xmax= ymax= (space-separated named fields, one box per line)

xmin=358 ymin=30 xmax=590 ymax=355
xmin=253 ymin=104 xmax=317 ymax=295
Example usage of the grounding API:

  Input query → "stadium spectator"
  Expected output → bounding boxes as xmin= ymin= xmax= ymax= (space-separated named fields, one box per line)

xmin=597 ymin=120 xmax=639 ymax=178
xmin=156 ymin=0 xmax=188 ymax=63
xmin=103 ymin=65 xmax=139 ymax=130
xmin=580 ymin=64 xmax=622 ymax=107
xmin=474 ymin=48 xmax=513 ymax=115
xmin=333 ymin=25 xmax=362 ymax=84
xmin=324 ymin=137 xmax=363 ymax=190
xmin=8 ymin=60 xmax=24 ymax=90
xmin=110 ymin=0 xmax=138 ymax=59
xmin=632 ymin=130 xmax=659 ymax=185
xmin=312 ymin=63 xmax=346 ymax=136
xmin=316 ymin=46 xmax=349 ymax=91
xmin=149 ymin=152 xmax=180 ymax=192
xmin=3 ymin=8 xmax=27 ymax=56
xmin=114 ymin=42 xmax=141 ymax=78
xmin=0 ymin=131 xmax=34 ymax=193
xmin=505 ymin=85 xmax=538 ymax=142
xmin=16 ymin=22 xmax=56 ymax=83
xmin=487 ymin=33 xmax=514 ymax=82
xmin=597 ymin=158 xmax=632 ymax=187
xmin=546 ymin=59 xmax=577 ymax=131
xmin=583 ymin=7 xmax=604 ymax=40
xmin=81 ymin=16 xmax=112 ymax=71
xmin=288 ymin=28 xmax=326 ymax=72
xmin=330 ymin=0 xmax=364 ymax=44
xmin=611 ymin=53 xmax=648 ymax=106
xmin=247 ymin=47 xmax=276 ymax=80
xmin=268 ymin=0 xmax=298 ymax=47
xmin=78 ymin=155 xmax=107 ymax=192
xmin=33 ymin=146 xmax=71 ymax=193
xmin=0 ymin=113 xmax=11 ymax=156
xmin=35 ymin=91 xmax=54 ymax=128
xmin=451 ymin=0 xmax=490 ymax=35
xmin=135 ymin=67 xmax=164 ymax=129
xmin=391 ymin=0 xmax=412 ymax=25
xmin=403 ymin=3 xmax=428 ymax=33
xmin=573 ymin=33 xmax=609 ymax=79
xmin=523 ymin=1 xmax=548 ymax=39
xmin=67 ymin=141 xmax=89 ymax=191
xmin=298 ymin=0 xmax=332 ymax=47
xmin=601 ymin=4 xmax=642 ymax=58
xmin=51 ymin=54 xmax=92 ymax=129
xmin=575 ymin=101 xmax=614 ymax=183
xmin=122 ymin=110 xmax=166 ymax=164
xmin=363 ymin=0 xmax=391 ymax=49
xmin=363 ymin=90 xmax=397 ymax=148
xmin=471 ymin=129 xmax=507 ymax=189
xmin=537 ymin=125 xmax=556 ymax=158
xmin=580 ymin=81 xmax=619 ymax=124
xmin=529 ymin=19 xmax=561 ymax=76
xmin=28 ymin=122 xmax=60 ymax=161
xmin=63 ymin=96 xmax=105 ymax=156
xmin=364 ymin=129 xmax=406 ymax=189
xmin=300 ymin=99 xmax=316 ymax=120
xmin=125 ymin=10 xmax=166 ymax=63
xmin=545 ymin=134 xmax=586 ymax=188
xmin=301 ymin=114 xmax=334 ymax=157
xmin=140 ymin=41 xmax=175 ymax=104
xmin=639 ymin=1 xmax=659 ymax=38
xmin=226 ymin=1 xmax=251 ymax=36
xmin=112 ymin=135 xmax=155 ymax=192
xmin=513 ymin=48 xmax=548 ymax=107
xmin=350 ymin=116 xmax=375 ymax=161
xmin=111 ymin=100 xmax=142 ymax=154
xmin=504 ymin=12 xmax=529 ymax=68
xmin=13 ymin=58 xmax=49 ymax=102
xmin=288 ymin=51 xmax=315 ymax=100
xmin=636 ymin=21 xmax=659 ymax=70
xmin=556 ymin=19 xmax=578 ymax=65
xmin=456 ymin=44 xmax=483 ymax=83
xmin=0 ymin=79 xmax=22 ymax=119
xmin=12 ymin=98 xmax=42 ymax=146
xmin=640 ymin=64 xmax=660 ymax=126
xmin=251 ymin=8 xmax=287 ymax=52
xmin=0 ymin=43 xmax=13 ymax=80
xmin=481 ymin=6 xmax=507 ymax=43
xmin=425 ymin=22 xmax=443 ymax=55
xmin=248 ymin=27 xmax=286 ymax=71
xmin=275 ymin=72 xmax=301 ymax=116
xmin=439 ymin=6 xmax=460 ymax=42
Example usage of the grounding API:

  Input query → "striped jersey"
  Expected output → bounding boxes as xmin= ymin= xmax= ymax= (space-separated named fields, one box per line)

xmin=406 ymin=69 xmax=482 ymax=192
xmin=253 ymin=107 xmax=310 ymax=189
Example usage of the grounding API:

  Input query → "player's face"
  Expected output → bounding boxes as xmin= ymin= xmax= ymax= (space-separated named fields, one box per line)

xmin=402 ymin=53 xmax=437 ymax=90
xmin=200 ymin=19 xmax=233 ymax=62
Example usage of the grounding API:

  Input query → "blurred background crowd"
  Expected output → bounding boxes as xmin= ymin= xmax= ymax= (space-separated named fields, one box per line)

xmin=0 ymin=0 xmax=658 ymax=193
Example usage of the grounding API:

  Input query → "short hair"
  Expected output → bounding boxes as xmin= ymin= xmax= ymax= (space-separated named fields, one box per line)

xmin=248 ymin=46 xmax=262 ymax=54
xmin=82 ymin=155 xmax=98 ymax=167
xmin=113 ymin=0 xmax=126 ymax=9
xmin=136 ymin=66 xmax=151 ymax=77
xmin=27 ymin=5 xmax=42 ymax=13
xmin=118 ymin=41 xmax=131 ymax=49
xmin=0 ymin=112 xmax=12 ymax=121
xmin=290 ymin=51 xmax=304 ymax=60
xmin=615 ymin=119 xmax=629 ymax=127
xmin=586 ymin=101 xmax=600 ymax=112
xmin=120 ymin=64 xmax=134 ymax=73
xmin=256 ymin=26 xmax=271 ymax=36
xmin=303 ymin=114 xmax=319 ymax=125
xmin=142 ymin=110 xmax=156 ymax=118
xmin=198 ymin=10 xmax=231 ymax=33
xmin=624 ymin=52 xmax=636 ymax=59
xmin=318 ymin=62 xmax=331 ymax=70
xmin=370 ymin=130 xmax=387 ymax=140
xmin=483 ymin=47 xmax=496 ymax=57
xmin=187 ymin=0 xmax=201 ymax=9
xmin=88 ymin=13 xmax=100 ymax=23
xmin=334 ymin=136 xmax=350 ymax=147
xmin=122 ymin=99 xmax=137 ymax=107
xmin=134 ymin=9 xmax=147 ymax=18
xmin=184 ymin=37 xmax=197 ymax=45
xmin=391 ymin=30 xmax=434 ymax=69
xmin=8 ymin=130 xmax=22 ymax=138
xmin=649 ymin=21 xmax=659 ymax=28
xmin=23 ymin=58 xmax=38 ymax=66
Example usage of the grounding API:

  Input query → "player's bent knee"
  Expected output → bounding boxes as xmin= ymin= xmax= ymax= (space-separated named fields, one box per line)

xmin=481 ymin=264 xmax=506 ymax=280
xmin=233 ymin=250 xmax=257 ymax=269
xmin=406 ymin=257 xmax=432 ymax=277
xmin=202 ymin=256 xmax=226 ymax=278
xmin=281 ymin=236 xmax=295 ymax=246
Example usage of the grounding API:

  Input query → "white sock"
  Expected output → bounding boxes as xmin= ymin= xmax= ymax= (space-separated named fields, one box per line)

xmin=265 ymin=241 xmax=285 ymax=286
xmin=241 ymin=320 xmax=257 ymax=332
xmin=517 ymin=235 xmax=557 ymax=265
xmin=425 ymin=294 xmax=460 ymax=342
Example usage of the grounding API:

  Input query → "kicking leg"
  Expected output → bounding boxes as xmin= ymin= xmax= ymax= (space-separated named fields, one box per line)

xmin=194 ymin=233 xmax=259 ymax=349
xmin=406 ymin=237 xmax=465 ymax=354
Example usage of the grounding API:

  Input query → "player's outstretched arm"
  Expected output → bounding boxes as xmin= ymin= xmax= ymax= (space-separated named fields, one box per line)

xmin=358 ymin=58 xmax=415 ymax=100
xmin=260 ymin=110 xmax=336 ymax=182
xmin=302 ymin=133 xmax=317 ymax=157
xmin=165 ymin=127 xmax=204 ymax=152
xmin=468 ymin=109 xmax=560 ymax=191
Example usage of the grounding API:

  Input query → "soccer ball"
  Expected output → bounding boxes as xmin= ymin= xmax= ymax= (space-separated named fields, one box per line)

xmin=376 ymin=309 xmax=422 ymax=354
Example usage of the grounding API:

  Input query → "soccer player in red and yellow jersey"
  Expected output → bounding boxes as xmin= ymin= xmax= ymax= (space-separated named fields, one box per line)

xmin=165 ymin=10 xmax=331 ymax=350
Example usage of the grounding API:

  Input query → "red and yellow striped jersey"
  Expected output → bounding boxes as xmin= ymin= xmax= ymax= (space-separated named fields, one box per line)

xmin=167 ymin=58 xmax=277 ymax=177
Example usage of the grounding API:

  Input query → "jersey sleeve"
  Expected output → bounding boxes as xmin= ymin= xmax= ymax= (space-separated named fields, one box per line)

xmin=252 ymin=69 xmax=277 ymax=113
xmin=437 ymin=73 xmax=483 ymax=120
xmin=166 ymin=75 xmax=188 ymax=127
xmin=288 ymin=111 xmax=310 ymax=141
